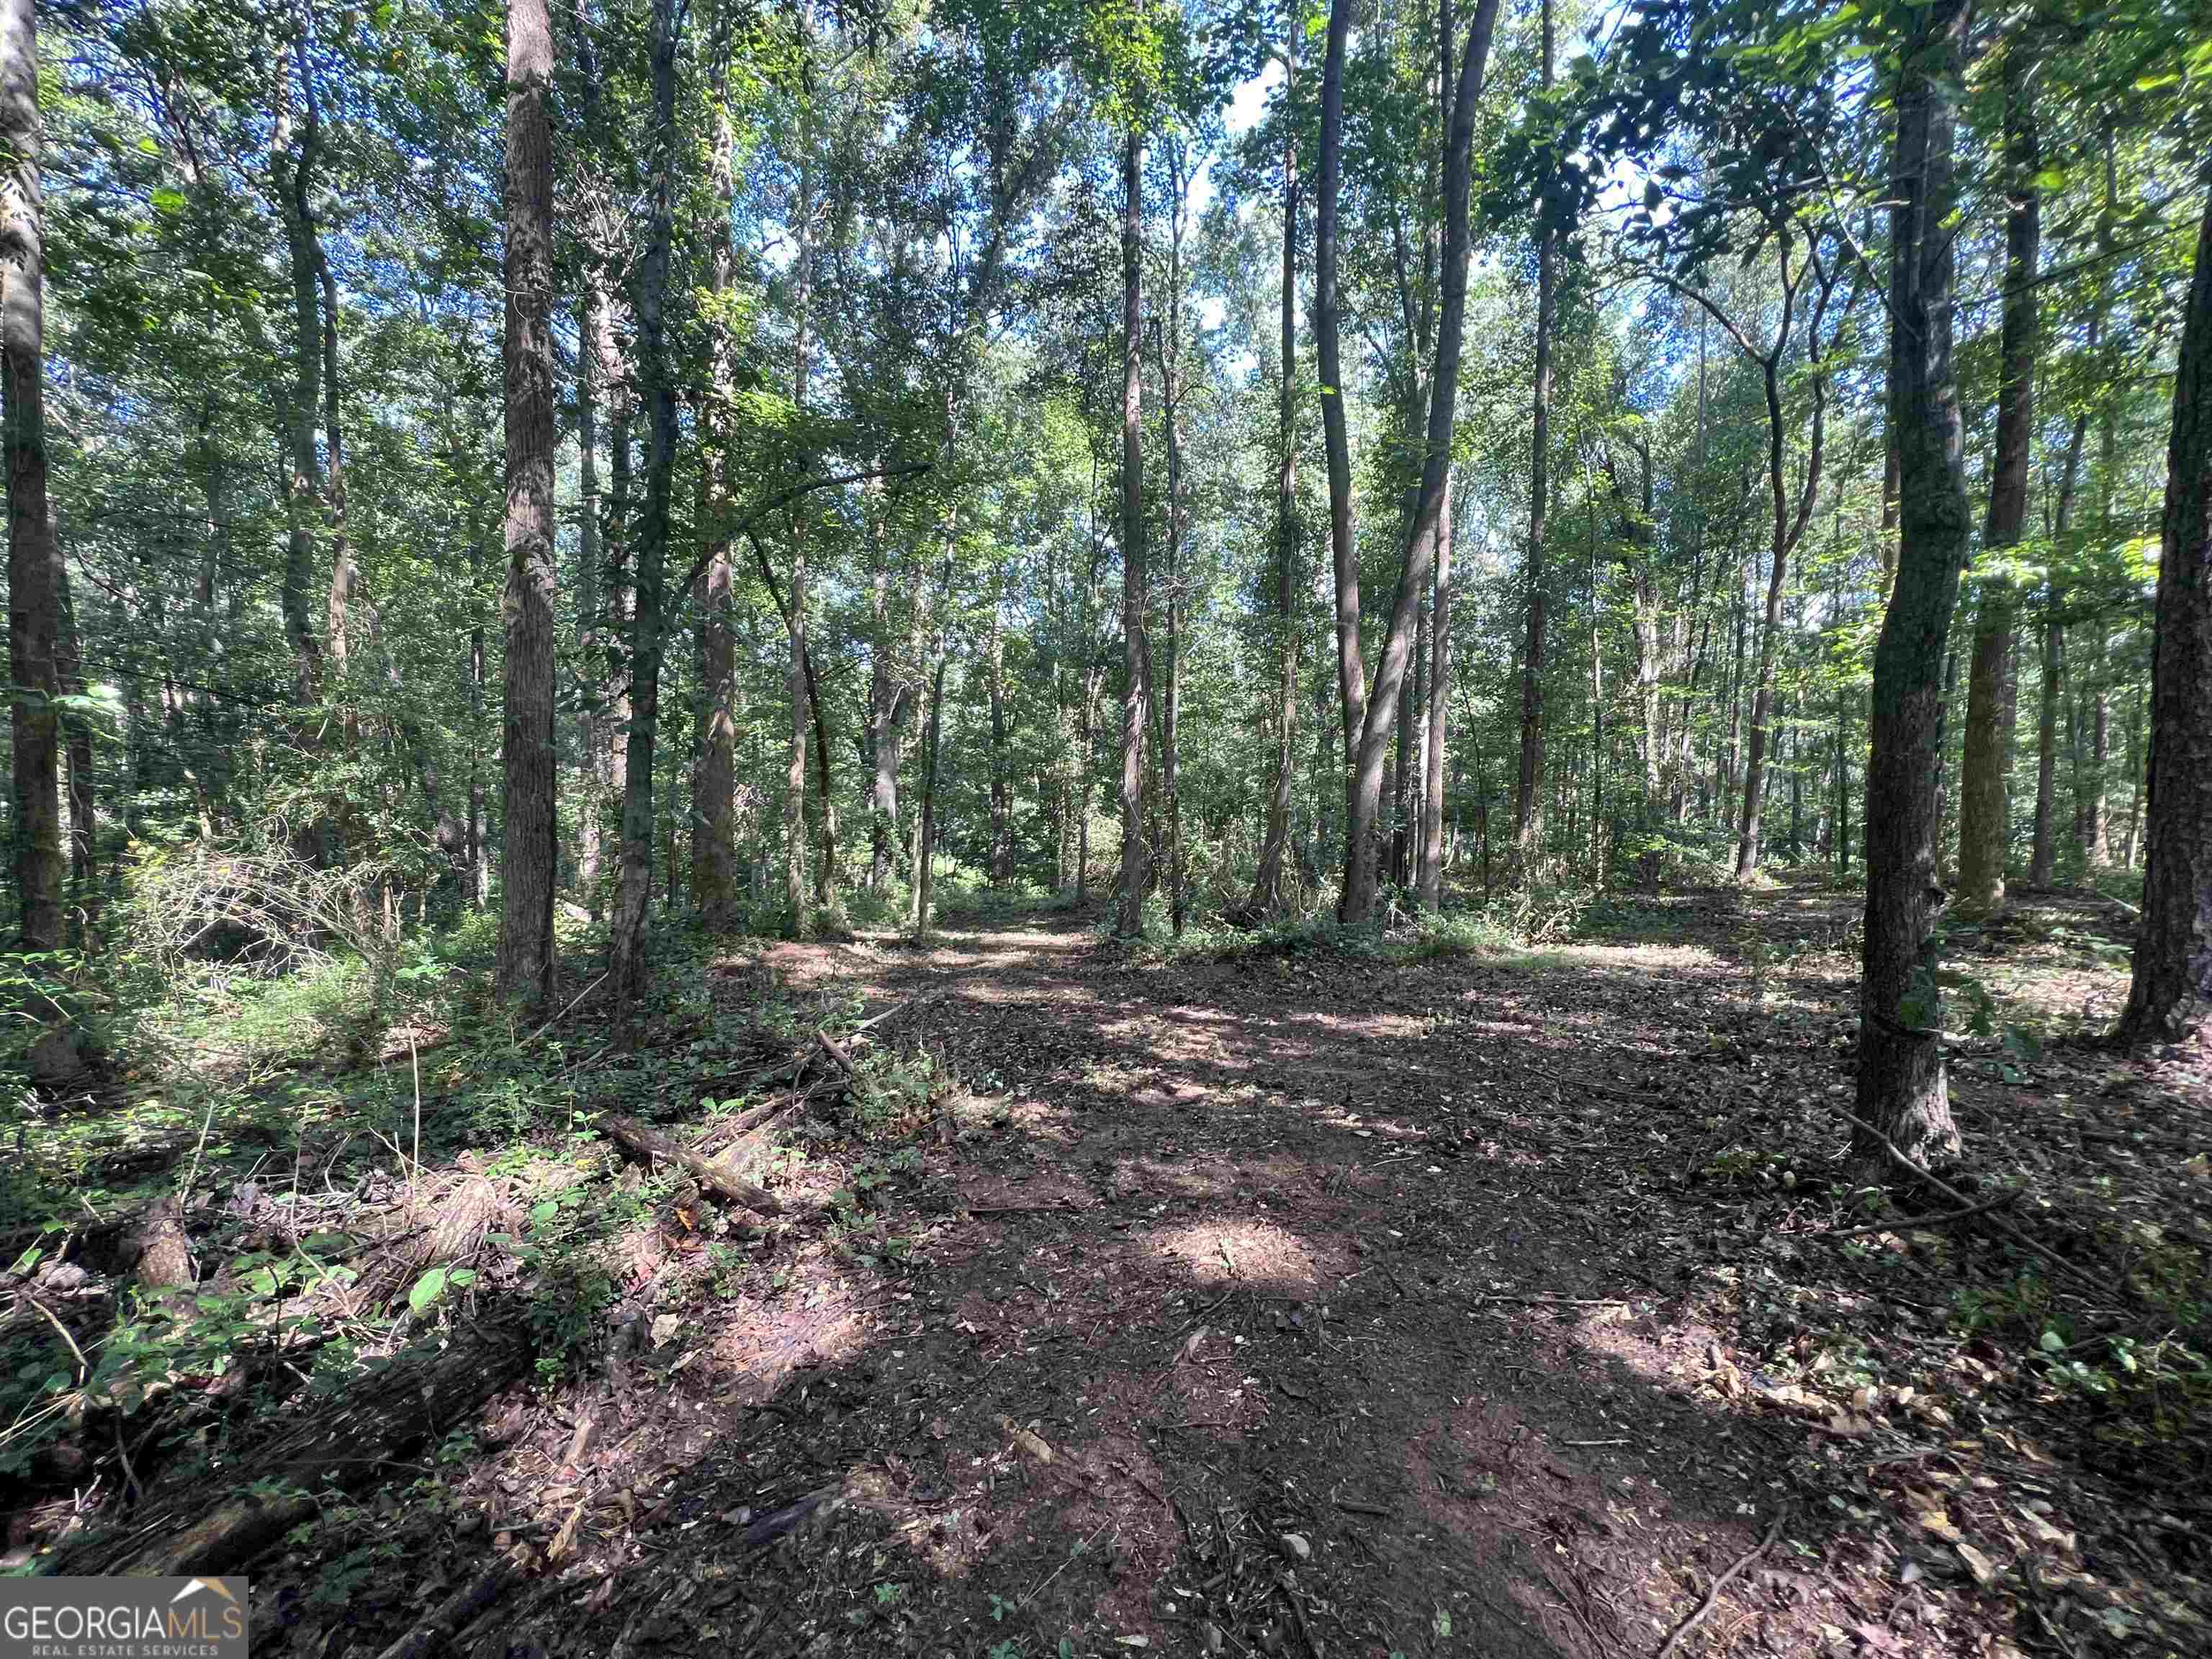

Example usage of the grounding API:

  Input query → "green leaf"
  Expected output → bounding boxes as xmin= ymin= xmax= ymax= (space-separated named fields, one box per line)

xmin=408 ymin=1267 xmax=449 ymax=1314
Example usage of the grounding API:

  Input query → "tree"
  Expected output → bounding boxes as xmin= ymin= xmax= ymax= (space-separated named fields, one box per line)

xmin=1853 ymin=0 xmax=1973 ymax=1169
xmin=1 ymin=0 xmax=59 ymax=952
xmin=1338 ymin=0 xmax=1503 ymax=925
xmin=2114 ymin=179 xmax=2212 ymax=1043
xmin=1512 ymin=0 xmax=1556 ymax=865
xmin=1115 ymin=127 xmax=1148 ymax=939
xmin=495 ymin=0 xmax=559 ymax=1010
xmin=609 ymin=0 xmax=683 ymax=1015
xmin=1314 ymin=0 xmax=1362 ymax=875
xmin=1957 ymin=40 xmax=2041 ymax=909
xmin=1250 ymin=61 xmax=1300 ymax=919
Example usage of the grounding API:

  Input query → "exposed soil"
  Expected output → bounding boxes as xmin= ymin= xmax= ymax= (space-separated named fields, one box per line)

xmin=225 ymin=884 xmax=2205 ymax=1659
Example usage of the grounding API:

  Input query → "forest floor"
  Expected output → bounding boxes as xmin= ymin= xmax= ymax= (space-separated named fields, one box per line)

xmin=10 ymin=877 xmax=2210 ymax=1659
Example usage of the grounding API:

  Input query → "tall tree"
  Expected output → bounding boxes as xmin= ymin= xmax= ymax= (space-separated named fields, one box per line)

xmin=1115 ymin=127 xmax=1148 ymax=938
xmin=1957 ymin=41 xmax=2041 ymax=909
xmin=1315 ymin=0 xmax=1363 ymax=864
xmin=1854 ymin=0 xmax=1972 ymax=1169
xmin=2 ymin=0 xmax=59 ymax=951
xmin=1250 ymin=80 xmax=1300 ymax=918
xmin=1512 ymin=0 xmax=1556 ymax=863
xmin=495 ymin=0 xmax=559 ymax=1010
xmin=1339 ymin=0 xmax=1503 ymax=924
xmin=609 ymin=0 xmax=683 ymax=1013
xmin=2114 ymin=179 xmax=2212 ymax=1043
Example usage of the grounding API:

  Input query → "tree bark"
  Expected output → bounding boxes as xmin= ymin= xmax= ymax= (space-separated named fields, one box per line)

xmin=2 ymin=0 xmax=60 ymax=951
xmin=2115 ymin=180 xmax=2212 ymax=1043
xmin=1340 ymin=0 xmax=1503 ymax=925
xmin=1315 ymin=0 xmax=1364 ymax=864
xmin=1418 ymin=473 xmax=1452 ymax=908
xmin=1513 ymin=0 xmax=1556 ymax=865
xmin=1115 ymin=127 xmax=1148 ymax=938
xmin=1957 ymin=43 xmax=2040 ymax=909
xmin=1160 ymin=144 xmax=1190 ymax=935
xmin=609 ymin=0 xmax=682 ymax=1016
xmin=575 ymin=291 xmax=605 ymax=910
xmin=271 ymin=49 xmax=325 ymax=710
xmin=1251 ymin=109 xmax=1301 ymax=917
xmin=496 ymin=0 xmax=559 ymax=1010
xmin=689 ymin=51 xmax=741 ymax=931
xmin=1855 ymin=0 xmax=1972 ymax=1170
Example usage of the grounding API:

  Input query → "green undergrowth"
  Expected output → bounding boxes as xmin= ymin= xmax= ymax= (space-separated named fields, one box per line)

xmin=0 ymin=904 xmax=957 ymax=1507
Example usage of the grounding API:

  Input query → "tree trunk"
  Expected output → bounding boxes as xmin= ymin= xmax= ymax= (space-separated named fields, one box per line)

xmin=1251 ymin=112 xmax=1301 ymax=917
xmin=689 ymin=58 xmax=740 ymax=931
xmin=1854 ymin=0 xmax=1972 ymax=1170
xmin=1418 ymin=474 xmax=1452 ymax=908
xmin=609 ymin=0 xmax=682 ymax=1016
xmin=2115 ymin=181 xmax=2212 ymax=1043
xmin=914 ymin=598 xmax=949 ymax=937
xmin=987 ymin=572 xmax=1012 ymax=884
xmin=866 ymin=478 xmax=907 ymax=897
xmin=495 ymin=0 xmax=559 ymax=1010
xmin=272 ymin=50 xmax=325 ymax=709
xmin=575 ymin=291 xmax=605 ymax=911
xmin=2032 ymin=413 xmax=2085 ymax=886
xmin=1957 ymin=44 xmax=2040 ymax=909
xmin=1160 ymin=151 xmax=1190 ymax=935
xmin=1115 ymin=127 xmax=1148 ymax=938
xmin=55 ymin=529 xmax=91 ymax=899
xmin=1513 ymin=0 xmax=1556 ymax=864
xmin=1339 ymin=0 xmax=1502 ymax=925
xmin=1316 ymin=0 xmax=1364 ymax=863
xmin=595 ymin=287 xmax=634 ymax=876
xmin=2 ymin=0 xmax=60 ymax=951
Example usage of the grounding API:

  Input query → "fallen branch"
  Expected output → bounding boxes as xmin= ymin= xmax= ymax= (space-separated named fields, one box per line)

xmin=848 ymin=992 xmax=931 ymax=1040
xmin=814 ymin=1030 xmax=858 ymax=1080
xmin=1813 ymin=1190 xmax=2022 ymax=1239
xmin=53 ymin=1319 xmax=533 ymax=1577
xmin=601 ymin=1115 xmax=785 ymax=1216
xmin=1655 ymin=1511 xmax=1783 ymax=1659
xmin=740 ymin=1482 xmax=851 ymax=1551
xmin=518 ymin=972 xmax=608 ymax=1051
xmin=1834 ymin=1109 xmax=2105 ymax=1295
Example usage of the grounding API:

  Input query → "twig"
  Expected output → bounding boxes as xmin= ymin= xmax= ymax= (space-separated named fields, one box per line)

xmin=408 ymin=1026 xmax=423 ymax=1184
xmin=179 ymin=1090 xmax=220 ymax=1202
xmin=1813 ymin=1190 xmax=2021 ymax=1239
xmin=1563 ymin=1438 xmax=1630 ymax=1448
xmin=1472 ymin=1293 xmax=1632 ymax=1309
xmin=1020 ymin=1517 xmax=1112 ymax=1609
xmin=1655 ymin=1512 xmax=1783 ymax=1659
xmin=1835 ymin=1109 xmax=2105 ymax=1294
xmin=23 ymin=1294 xmax=88 ymax=1382
xmin=520 ymin=972 xmax=608 ymax=1051
xmin=848 ymin=992 xmax=929 ymax=1038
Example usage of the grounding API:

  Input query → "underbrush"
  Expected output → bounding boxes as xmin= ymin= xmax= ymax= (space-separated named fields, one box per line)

xmin=0 ymin=896 xmax=960 ymax=1563
xmin=1146 ymin=879 xmax=1591 ymax=967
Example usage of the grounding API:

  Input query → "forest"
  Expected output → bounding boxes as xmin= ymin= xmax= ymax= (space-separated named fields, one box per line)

xmin=1 ymin=0 xmax=2209 ymax=1653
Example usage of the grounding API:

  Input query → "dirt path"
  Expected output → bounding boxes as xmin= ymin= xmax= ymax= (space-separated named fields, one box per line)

xmin=465 ymin=892 xmax=2201 ymax=1659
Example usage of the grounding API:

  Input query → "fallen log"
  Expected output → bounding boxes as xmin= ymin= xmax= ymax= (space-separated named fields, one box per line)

xmin=602 ymin=1115 xmax=784 ymax=1216
xmin=48 ymin=1318 xmax=532 ymax=1578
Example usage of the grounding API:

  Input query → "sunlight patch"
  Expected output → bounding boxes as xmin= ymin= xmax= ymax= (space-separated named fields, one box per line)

xmin=1151 ymin=1217 xmax=1321 ymax=1295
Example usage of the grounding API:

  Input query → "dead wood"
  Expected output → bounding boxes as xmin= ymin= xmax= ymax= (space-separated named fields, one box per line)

xmin=1655 ymin=1511 xmax=1783 ymax=1659
xmin=1834 ymin=1108 xmax=2108 ymax=1295
xmin=49 ymin=1318 xmax=532 ymax=1578
xmin=602 ymin=1114 xmax=785 ymax=1215
xmin=374 ymin=1554 xmax=525 ymax=1659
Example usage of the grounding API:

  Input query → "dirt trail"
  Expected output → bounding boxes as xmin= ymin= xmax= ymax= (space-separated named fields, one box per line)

xmin=460 ymin=891 xmax=2199 ymax=1659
